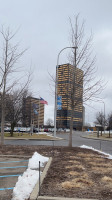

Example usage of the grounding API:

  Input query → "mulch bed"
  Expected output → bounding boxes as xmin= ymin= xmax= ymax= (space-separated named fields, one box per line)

xmin=0 ymin=145 xmax=112 ymax=200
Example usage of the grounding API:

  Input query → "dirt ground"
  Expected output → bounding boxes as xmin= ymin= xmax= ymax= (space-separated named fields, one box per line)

xmin=0 ymin=145 xmax=112 ymax=200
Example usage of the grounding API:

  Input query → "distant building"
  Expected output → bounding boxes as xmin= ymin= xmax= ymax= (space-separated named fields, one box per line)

xmin=22 ymin=96 xmax=44 ymax=127
xmin=56 ymin=63 xmax=83 ymax=130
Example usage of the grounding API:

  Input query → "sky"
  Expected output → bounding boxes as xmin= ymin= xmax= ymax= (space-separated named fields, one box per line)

xmin=0 ymin=0 xmax=112 ymax=125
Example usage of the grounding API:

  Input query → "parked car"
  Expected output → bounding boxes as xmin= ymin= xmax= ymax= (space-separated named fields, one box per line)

xmin=58 ymin=128 xmax=64 ymax=132
xmin=4 ymin=127 xmax=11 ymax=132
xmin=44 ymin=128 xmax=48 ymax=132
xmin=64 ymin=128 xmax=70 ymax=132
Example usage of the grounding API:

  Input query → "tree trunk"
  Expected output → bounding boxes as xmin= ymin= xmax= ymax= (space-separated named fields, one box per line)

xmin=101 ymin=130 xmax=102 ymax=136
xmin=109 ymin=128 xmax=110 ymax=138
xmin=10 ymin=121 xmax=16 ymax=137
xmin=1 ymin=99 xmax=5 ymax=145
xmin=97 ymin=128 xmax=99 ymax=138
xmin=1 ymin=87 xmax=6 ymax=145
xmin=69 ymin=108 xmax=74 ymax=146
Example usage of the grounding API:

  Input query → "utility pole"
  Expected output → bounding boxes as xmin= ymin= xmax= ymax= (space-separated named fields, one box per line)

xmin=38 ymin=99 xmax=40 ymax=133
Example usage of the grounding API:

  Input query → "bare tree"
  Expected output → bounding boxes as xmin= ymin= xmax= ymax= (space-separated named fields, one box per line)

xmin=107 ymin=113 xmax=112 ymax=138
xmin=46 ymin=118 xmax=53 ymax=127
xmin=48 ymin=15 xmax=104 ymax=146
xmin=5 ymin=88 xmax=30 ymax=137
xmin=94 ymin=111 xmax=105 ymax=136
xmin=68 ymin=15 xmax=104 ymax=146
xmin=0 ymin=26 xmax=30 ymax=144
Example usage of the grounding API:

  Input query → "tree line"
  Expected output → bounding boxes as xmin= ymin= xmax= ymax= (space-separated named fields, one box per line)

xmin=95 ymin=111 xmax=112 ymax=138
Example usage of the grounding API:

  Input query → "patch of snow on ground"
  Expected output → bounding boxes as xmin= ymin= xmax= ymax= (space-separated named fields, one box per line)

xmin=80 ymin=145 xmax=112 ymax=159
xmin=36 ymin=132 xmax=48 ymax=134
xmin=28 ymin=152 xmax=49 ymax=169
xmin=12 ymin=152 xmax=49 ymax=200
xmin=36 ymin=132 xmax=53 ymax=136
xmin=12 ymin=169 xmax=39 ymax=200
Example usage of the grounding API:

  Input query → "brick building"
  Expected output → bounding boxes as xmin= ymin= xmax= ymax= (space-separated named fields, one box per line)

xmin=56 ymin=63 xmax=83 ymax=130
xmin=22 ymin=96 xmax=44 ymax=128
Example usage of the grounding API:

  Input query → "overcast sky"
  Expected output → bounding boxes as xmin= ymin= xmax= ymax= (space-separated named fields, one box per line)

xmin=1 ymin=0 xmax=112 ymax=125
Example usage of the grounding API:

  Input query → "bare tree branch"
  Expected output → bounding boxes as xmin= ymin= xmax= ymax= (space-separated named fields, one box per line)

xmin=68 ymin=15 xmax=105 ymax=146
xmin=0 ymin=26 xmax=31 ymax=144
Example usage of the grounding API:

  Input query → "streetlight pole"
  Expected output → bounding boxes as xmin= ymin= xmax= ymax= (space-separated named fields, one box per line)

xmin=54 ymin=46 xmax=76 ymax=137
xmin=102 ymin=101 xmax=105 ymax=134
xmin=99 ymin=100 xmax=105 ymax=134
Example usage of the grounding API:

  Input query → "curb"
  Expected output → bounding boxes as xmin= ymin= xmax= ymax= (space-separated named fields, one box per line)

xmin=4 ymin=137 xmax=64 ymax=141
xmin=81 ymin=136 xmax=112 ymax=142
xmin=37 ymin=196 xmax=97 ymax=200
xmin=29 ymin=157 xmax=52 ymax=200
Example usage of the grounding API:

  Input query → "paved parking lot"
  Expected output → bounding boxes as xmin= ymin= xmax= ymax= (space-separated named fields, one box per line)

xmin=0 ymin=155 xmax=30 ymax=200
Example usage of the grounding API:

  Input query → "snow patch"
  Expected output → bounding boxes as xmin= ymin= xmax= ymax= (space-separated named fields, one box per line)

xmin=12 ymin=169 xmax=39 ymax=200
xmin=36 ymin=132 xmax=47 ymax=134
xmin=12 ymin=152 xmax=49 ymax=200
xmin=28 ymin=152 xmax=49 ymax=169
xmin=80 ymin=145 xmax=112 ymax=159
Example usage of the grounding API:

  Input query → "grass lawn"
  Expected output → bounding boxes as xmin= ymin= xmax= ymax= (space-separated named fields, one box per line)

xmin=0 ymin=132 xmax=55 ymax=140
xmin=86 ymin=132 xmax=112 ymax=140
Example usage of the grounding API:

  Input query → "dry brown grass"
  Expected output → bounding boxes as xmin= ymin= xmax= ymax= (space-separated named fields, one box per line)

xmin=84 ymin=157 xmax=93 ymax=161
xmin=61 ymin=177 xmax=93 ymax=189
xmin=93 ymin=157 xmax=107 ymax=161
xmin=81 ymin=173 xmax=89 ymax=178
xmin=72 ymin=164 xmax=84 ymax=169
xmin=66 ymin=164 xmax=85 ymax=170
xmin=61 ymin=181 xmax=73 ymax=189
xmin=84 ymin=157 xmax=105 ymax=162
xmin=89 ymin=162 xmax=112 ymax=167
xmin=102 ymin=176 xmax=112 ymax=182
xmin=92 ymin=167 xmax=112 ymax=174
xmin=68 ymin=160 xmax=80 ymax=164
xmin=70 ymin=156 xmax=79 ymax=159
xmin=69 ymin=171 xmax=88 ymax=178
xmin=77 ymin=153 xmax=97 ymax=158
xmin=59 ymin=151 xmax=112 ymax=197
xmin=101 ymin=176 xmax=112 ymax=187
xmin=63 ymin=152 xmax=112 ymax=191
xmin=77 ymin=153 xmax=108 ymax=161
xmin=72 ymin=177 xmax=93 ymax=187
xmin=69 ymin=171 xmax=80 ymax=176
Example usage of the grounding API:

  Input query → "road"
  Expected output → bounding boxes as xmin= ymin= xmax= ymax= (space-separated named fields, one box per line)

xmin=4 ymin=131 xmax=112 ymax=154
